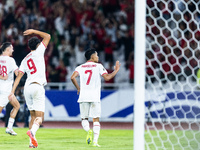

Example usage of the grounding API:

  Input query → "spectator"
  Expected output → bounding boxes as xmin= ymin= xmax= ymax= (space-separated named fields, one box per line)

xmin=46 ymin=64 xmax=59 ymax=83
xmin=104 ymin=35 xmax=114 ymax=62
xmin=104 ymin=61 xmax=115 ymax=89
xmin=3 ymin=6 xmax=15 ymax=29
xmin=54 ymin=7 xmax=66 ymax=41
xmin=74 ymin=37 xmax=85 ymax=66
xmin=122 ymin=31 xmax=134 ymax=65
xmin=57 ymin=38 xmax=71 ymax=60
xmin=13 ymin=37 xmax=27 ymax=66
xmin=128 ymin=53 xmax=134 ymax=84
xmin=56 ymin=60 xmax=68 ymax=82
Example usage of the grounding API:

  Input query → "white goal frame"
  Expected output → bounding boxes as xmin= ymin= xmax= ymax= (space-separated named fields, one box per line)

xmin=134 ymin=0 xmax=200 ymax=150
xmin=133 ymin=0 xmax=146 ymax=150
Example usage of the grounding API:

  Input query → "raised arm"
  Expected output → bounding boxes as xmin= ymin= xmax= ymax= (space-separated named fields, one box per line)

xmin=71 ymin=71 xmax=80 ymax=95
xmin=102 ymin=61 xmax=121 ymax=81
xmin=23 ymin=29 xmax=51 ymax=47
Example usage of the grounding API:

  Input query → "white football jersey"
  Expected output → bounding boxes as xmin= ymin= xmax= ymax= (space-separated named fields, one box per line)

xmin=0 ymin=56 xmax=18 ymax=92
xmin=75 ymin=61 xmax=108 ymax=102
xmin=19 ymin=42 xmax=47 ymax=86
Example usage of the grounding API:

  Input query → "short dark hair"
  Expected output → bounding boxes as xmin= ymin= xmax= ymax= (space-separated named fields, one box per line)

xmin=85 ymin=48 xmax=96 ymax=60
xmin=0 ymin=42 xmax=11 ymax=55
xmin=28 ymin=37 xmax=41 ymax=50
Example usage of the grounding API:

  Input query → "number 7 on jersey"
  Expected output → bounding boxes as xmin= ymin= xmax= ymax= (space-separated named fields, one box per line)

xmin=85 ymin=70 xmax=92 ymax=85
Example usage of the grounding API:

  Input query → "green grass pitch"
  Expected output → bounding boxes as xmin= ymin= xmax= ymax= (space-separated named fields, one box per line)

xmin=145 ymin=130 xmax=200 ymax=150
xmin=1 ymin=127 xmax=199 ymax=150
xmin=0 ymin=128 xmax=133 ymax=150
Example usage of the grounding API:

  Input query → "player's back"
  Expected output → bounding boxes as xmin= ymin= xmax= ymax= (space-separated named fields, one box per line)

xmin=0 ymin=55 xmax=18 ymax=92
xmin=75 ymin=61 xmax=107 ymax=102
xmin=19 ymin=42 xmax=46 ymax=86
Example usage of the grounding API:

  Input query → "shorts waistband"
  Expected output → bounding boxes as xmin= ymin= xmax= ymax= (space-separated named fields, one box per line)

xmin=30 ymin=82 xmax=40 ymax=85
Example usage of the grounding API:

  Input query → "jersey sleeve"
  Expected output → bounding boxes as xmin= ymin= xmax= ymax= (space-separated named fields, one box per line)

xmin=10 ymin=58 xmax=18 ymax=72
xmin=36 ymin=42 xmax=46 ymax=55
xmin=19 ymin=59 xmax=26 ymax=74
xmin=99 ymin=64 xmax=108 ymax=76
xmin=75 ymin=66 xmax=80 ymax=75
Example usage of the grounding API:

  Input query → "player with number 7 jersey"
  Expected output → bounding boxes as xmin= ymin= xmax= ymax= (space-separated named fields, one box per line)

xmin=71 ymin=48 xmax=120 ymax=147
xmin=75 ymin=61 xmax=107 ymax=102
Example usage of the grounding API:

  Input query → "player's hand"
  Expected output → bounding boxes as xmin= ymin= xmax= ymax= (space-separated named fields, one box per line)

xmin=114 ymin=61 xmax=120 ymax=72
xmin=0 ymin=74 xmax=8 ymax=80
xmin=3 ymin=74 xmax=8 ymax=80
xmin=77 ymin=88 xmax=80 ymax=95
xmin=23 ymin=29 xmax=35 ymax=36
xmin=8 ymin=92 xmax=14 ymax=101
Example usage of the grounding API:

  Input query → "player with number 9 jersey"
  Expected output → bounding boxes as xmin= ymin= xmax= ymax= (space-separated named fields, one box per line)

xmin=19 ymin=42 xmax=47 ymax=87
xmin=10 ymin=29 xmax=51 ymax=148
xmin=75 ymin=62 xmax=107 ymax=103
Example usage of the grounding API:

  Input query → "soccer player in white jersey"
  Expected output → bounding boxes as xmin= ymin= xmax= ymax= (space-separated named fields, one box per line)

xmin=0 ymin=42 xmax=20 ymax=136
xmin=71 ymin=48 xmax=120 ymax=147
xmin=10 ymin=29 xmax=51 ymax=148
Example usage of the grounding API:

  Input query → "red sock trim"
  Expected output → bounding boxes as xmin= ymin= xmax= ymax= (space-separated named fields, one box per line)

xmin=94 ymin=125 xmax=100 ymax=127
xmin=34 ymin=123 xmax=40 ymax=127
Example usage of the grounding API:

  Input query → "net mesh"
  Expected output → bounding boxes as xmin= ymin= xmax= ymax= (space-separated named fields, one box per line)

xmin=145 ymin=0 xmax=200 ymax=149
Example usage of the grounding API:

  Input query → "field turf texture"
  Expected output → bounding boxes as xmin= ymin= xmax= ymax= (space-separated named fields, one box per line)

xmin=0 ymin=128 xmax=133 ymax=150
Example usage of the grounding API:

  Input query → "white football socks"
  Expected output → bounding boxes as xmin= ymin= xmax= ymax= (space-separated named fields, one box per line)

xmin=7 ymin=117 xmax=15 ymax=129
xmin=29 ymin=137 xmax=32 ymax=144
xmin=93 ymin=122 xmax=100 ymax=143
xmin=31 ymin=122 xmax=39 ymax=135
xmin=81 ymin=120 xmax=90 ymax=132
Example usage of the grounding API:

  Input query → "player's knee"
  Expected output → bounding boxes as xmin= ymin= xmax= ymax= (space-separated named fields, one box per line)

xmin=35 ymin=117 xmax=43 ymax=124
xmin=13 ymin=101 xmax=20 ymax=110
xmin=93 ymin=117 xmax=99 ymax=122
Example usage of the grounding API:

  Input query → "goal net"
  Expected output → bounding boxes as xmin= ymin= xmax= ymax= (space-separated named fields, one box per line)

xmin=145 ymin=0 xmax=200 ymax=149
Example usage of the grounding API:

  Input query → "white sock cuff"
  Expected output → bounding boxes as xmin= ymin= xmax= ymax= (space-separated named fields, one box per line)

xmin=82 ymin=120 xmax=89 ymax=125
xmin=7 ymin=117 xmax=15 ymax=129
xmin=9 ymin=117 xmax=15 ymax=122
xmin=33 ymin=122 xmax=40 ymax=127
xmin=81 ymin=120 xmax=90 ymax=132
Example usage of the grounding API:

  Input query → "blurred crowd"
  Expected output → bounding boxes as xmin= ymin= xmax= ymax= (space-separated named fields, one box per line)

xmin=1 ymin=0 xmax=199 ymax=88
xmin=0 ymin=0 xmax=134 ymax=125
xmin=0 ymin=0 xmax=134 ymax=85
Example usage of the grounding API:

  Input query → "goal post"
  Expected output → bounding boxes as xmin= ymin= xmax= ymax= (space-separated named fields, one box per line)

xmin=134 ymin=0 xmax=200 ymax=149
xmin=133 ymin=0 xmax=146 ymax=150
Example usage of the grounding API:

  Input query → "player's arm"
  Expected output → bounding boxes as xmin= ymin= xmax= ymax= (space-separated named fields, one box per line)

xmin=0 ymin=74 xmax=8 ymax=80
xmin=102 ymin=61 xmax=121 ymax=81
xmin=10 ymin=71 xmax=24 ymax=96
xmin=71 ymin=71 xmax=80 ymax=95
xmin=14 ymin=69 xmax=19 ymax=76
xmin=23 ymin=29 xmax=51 ymax=47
